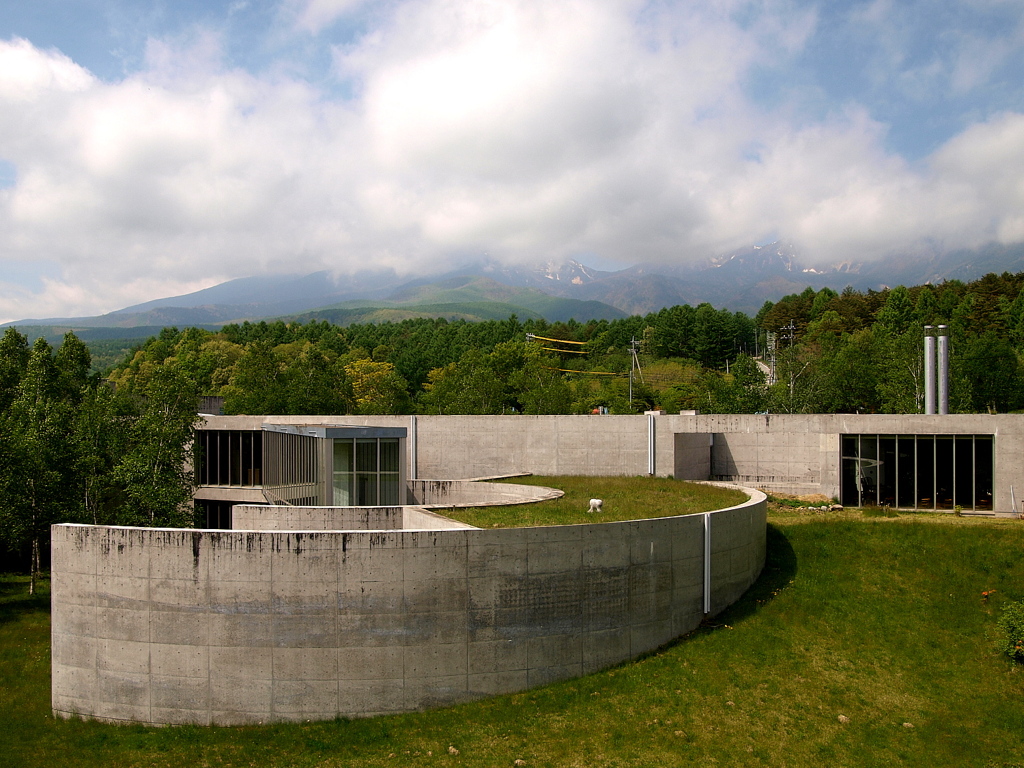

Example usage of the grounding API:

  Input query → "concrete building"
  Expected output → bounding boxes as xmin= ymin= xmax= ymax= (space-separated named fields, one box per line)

xmin=52 ymin=410 xmax=1017 ymax=727
xmin=196 ymin=412 xmax=1019 ymax=518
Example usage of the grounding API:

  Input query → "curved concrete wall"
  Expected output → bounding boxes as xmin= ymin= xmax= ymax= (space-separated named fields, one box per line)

xmin=51 ymin=490 xmax=766 ymax=725
xmin=229 ymin=479 xmax=562 ymax=532
xmin=409 ymin=479 xmax=564 ymax=508
xmin=230 ymin=504 xmax=478 ymax=532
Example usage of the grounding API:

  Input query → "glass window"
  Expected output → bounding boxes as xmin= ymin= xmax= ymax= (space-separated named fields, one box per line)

xmin=841 ymin=435 xmax=860 ymax=507
xmin=860 ymin=435 xmax=879 ymax=507
xmin=841 ymin=433 xmax=994 ymax=512
xmin=333 ymin=439 xmax=354 ymax=506
xmin=879 ymin=436 xmax=896 ymax=507
xmin=217 ymin=431 xmax=229 ymax=486
xmin=331 ymin=437 xmax=401 ymax=505
xmin=935 ymin=436 xmax=954 ymax=509
xmin=954 ymin=436 xmax=974 ymax=509
xmin=230 ymin=431 xmax=242 ymax=486
xmin=916 ymin=436 xmax=934 ymax=509
xmin=197 ymin=430 xmax=263 ymax=487
xmin=380 ymin=439 xmax=400 ymax=473
xmin=356 ymin=439 xmax=377 ymax=473
xmin=897 ymin=436 xmax=916 ymax=508
xmin=380 ymin=472 xmax=401 ymax=505
xmin=356 ymin=472 xmax=378 ymax=505
xmin=975 ymin=437 xmax=994 ymax=511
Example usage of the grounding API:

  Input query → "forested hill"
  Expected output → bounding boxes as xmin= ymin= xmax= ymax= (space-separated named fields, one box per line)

xmin=757 ymin=272 xmax=1024 ymax=414
xmin=105 ymin=307 xmax=754 ymax=416
xmin=96 ymin=271 xmax=1024 ymax=415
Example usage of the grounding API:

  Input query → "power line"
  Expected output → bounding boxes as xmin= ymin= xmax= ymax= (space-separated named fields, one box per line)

xmin=526 ymin=333 xmax=588 ymax=346
xmin=538 ymin=347 xmax=588 ymax=355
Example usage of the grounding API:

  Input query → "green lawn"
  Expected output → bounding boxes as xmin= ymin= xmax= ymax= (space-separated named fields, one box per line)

xmin=4 ymin=510 xmax=1024 ymax=767
xmin=443 ymin=475 xmax=749 ymax=528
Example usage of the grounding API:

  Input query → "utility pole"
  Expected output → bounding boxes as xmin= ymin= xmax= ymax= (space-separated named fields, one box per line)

xmin=628 ymin=336 xmax=643 ymax=407
xmin=781 ymin=319 xmax=796 ymax=346
xmin=781 ymin=320 xmax=799 ymax=408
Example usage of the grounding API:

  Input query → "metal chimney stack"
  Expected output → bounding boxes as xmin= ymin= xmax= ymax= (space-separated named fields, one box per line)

xmin=937 ymin=325 xmax=949 ymax=415
xmin=924 ymin=326 xmax=936 ymax=415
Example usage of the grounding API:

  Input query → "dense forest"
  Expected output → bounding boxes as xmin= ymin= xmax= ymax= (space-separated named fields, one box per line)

xmin=0 ymin=328 xmax=199 ymax=585
xmin=105 ymin=305 xmax=756 ymax=416
xmin=757 ymin=272 xmax=1024 ymax=414
xmin=95 ymin=271 xmax=1024 ymax=416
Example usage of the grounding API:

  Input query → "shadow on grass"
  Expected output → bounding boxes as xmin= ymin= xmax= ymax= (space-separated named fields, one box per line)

xmin=0 ymin=576 xmax=50 ymax=626
xmin=708 ymin=523 xmax=797 ymax=628
xmin=633 ymin=524 xmax=796 ymax=660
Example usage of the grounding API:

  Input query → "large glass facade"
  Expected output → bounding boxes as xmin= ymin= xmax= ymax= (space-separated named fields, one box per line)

xmin=197 ymin=424 xmax=405 ymax=508
xmin=840 ymin=434 xmax=994 ymax=511
xmin=194 ymin=499 xmax=233 ymax=529
xmin=195 ymin=430 xmax=263 ymax=486
xmin=332 ymin=437 xmax=401 ymax=506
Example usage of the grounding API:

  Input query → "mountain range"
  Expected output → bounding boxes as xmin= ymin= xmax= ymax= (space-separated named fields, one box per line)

xmin=8 ymin=240 xmax=1024 ymax=343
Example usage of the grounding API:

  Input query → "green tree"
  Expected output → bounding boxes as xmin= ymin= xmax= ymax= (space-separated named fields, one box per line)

xmin=345 ymin=358 xmax=410 ymax=415
xmin=509 ymin=344 xmax=573 ymax=414
xmin=70 ymin=384 xmax=127 ymax=525
xmin=110 ymin=367 xmax=200 ymax=527
xmin=915 ymin=285 xmax=938 ymax=325
xmin=285 ymin=343 xmax=352 ymax=415
xmin=421 ymin=349 xmax=506 ymax=414
xmin=876 ymin=329 xmax=925 ymax=413
xmin=0 ymin=327 xmax=29 ymax=412
xmin=701 ymin=355 xmax=767 ymax=413
xmin=819 ymin=329 xmax=881 ymax=413
xmin=809 ymin=288 xmax=838 ymax=321
xmin=956 ymin=332 xmax=1023 ymax=413
xmin=222 ymin=341 xmax=288 ymax=414
xmin=0 ymin=338 xmax=73 ymax=593
xmin=876 ymin=286 xmax=915 ymax=334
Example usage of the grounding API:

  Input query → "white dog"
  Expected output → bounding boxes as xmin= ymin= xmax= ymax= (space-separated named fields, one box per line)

xmin=588 ymin=498 xmax=603 ymax=513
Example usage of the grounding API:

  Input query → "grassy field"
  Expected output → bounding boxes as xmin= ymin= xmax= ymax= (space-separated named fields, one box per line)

xmin=443 ymin=476 xmax=749 ymax=528
xmin=4 ymin=509 xmax=1024 ymax=767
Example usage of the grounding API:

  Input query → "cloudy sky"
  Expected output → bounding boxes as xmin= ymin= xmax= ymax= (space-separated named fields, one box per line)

xmin=1 ymin=0 xmax=1023 ymax=321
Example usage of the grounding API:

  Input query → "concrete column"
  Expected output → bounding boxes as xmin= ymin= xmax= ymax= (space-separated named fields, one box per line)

xmin=703 ymin=513 xmax=711 ymax=615
xmin=937 ymin=325 xmax=949 ymax=415
xmin=409 ymin=415 xmax=417 ymax=480
xmin=924 ymin=326 xmax=936 ymax=415
xmin=647 ymin=412 xmax=656 ymax=475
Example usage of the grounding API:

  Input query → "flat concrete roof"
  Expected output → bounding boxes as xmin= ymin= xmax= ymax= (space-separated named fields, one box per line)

xmin=260 ymin=423 xmax=407 ymax=439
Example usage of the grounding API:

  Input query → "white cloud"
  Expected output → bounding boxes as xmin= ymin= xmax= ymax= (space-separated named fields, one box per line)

xmin=931 ymin=111 xmax=1024 ymax=242
xmin=0 ymin=37 xmax=94 ymax=101
xmin=0 ymin=0 xmax=1023 ymax=321
xmin=290 ymin=0 xmax=374 ymax=33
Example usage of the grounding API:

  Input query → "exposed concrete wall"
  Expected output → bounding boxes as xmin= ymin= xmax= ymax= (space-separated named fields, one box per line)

xmin=667 ymin=413 xmax=1021 ymax=509
xmin=673 ymin=433 xmax=711 ymax=481
xmin=231 ymin=504 xmax=477 ymax=532
xmin=203 ymin=415 xmax=653 ymax=479
xmin=194 ymin=487 xmax=267 ymax=504
xmin=229 ymin=479 xmax=563 ymax=531
xmin=200 ymin=413 xmax=1024 ymax=512
xmin=402 ymin=508 xmax=480 ymax=531
xmin=52 ymin=489 xmax=766 ymax=726
xmin=408 ymin=479 xmax=563 ymax=508
xmin=233 ymin=505 xmax=405 ymax=531
xmin=411 ymin=415 xmax=652 ymax=479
